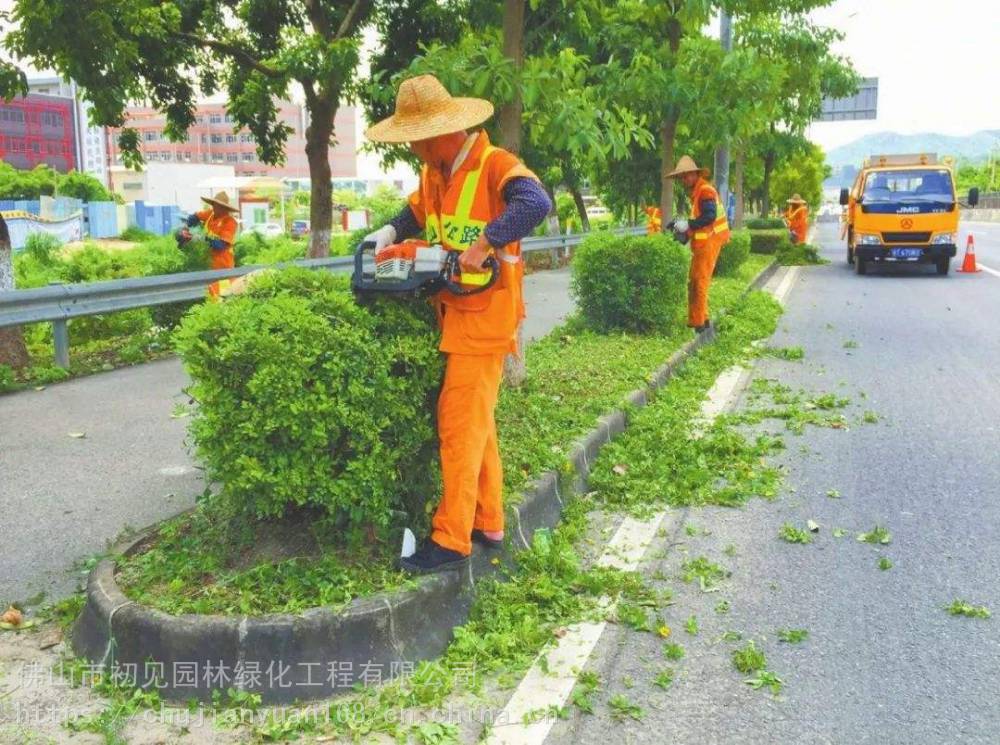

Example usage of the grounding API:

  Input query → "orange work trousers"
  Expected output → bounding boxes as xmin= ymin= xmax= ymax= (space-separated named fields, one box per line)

xmin=207 ymin=247 xmax=235 ymax=299
xmin=431 ymin=352 xmax=506 ymax=556
xmin=688 ymin=239 xmax=724 ymax=328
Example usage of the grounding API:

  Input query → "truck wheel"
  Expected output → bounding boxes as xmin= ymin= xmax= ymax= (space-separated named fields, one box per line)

xmin=854 ymin=256 xmax=867 ymax=275
xmin=936 ymin=257 xmax=950 ymax=275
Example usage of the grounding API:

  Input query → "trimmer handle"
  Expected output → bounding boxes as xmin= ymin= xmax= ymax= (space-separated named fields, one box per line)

xmin=442 ymin=252 xmax=500 ymax=296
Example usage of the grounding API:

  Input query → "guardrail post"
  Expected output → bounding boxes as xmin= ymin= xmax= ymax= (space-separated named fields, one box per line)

xmin=48 ymin=281 xmax=70 ymax=369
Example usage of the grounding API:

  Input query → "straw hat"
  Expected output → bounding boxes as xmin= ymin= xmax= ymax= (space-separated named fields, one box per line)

xmin=666 ymin=155 xmax=710 ymax=178
xmin=786 ymin=194 xmax=807 ymax=204
xmin=365 ymin=74 xmax=495 ymax=144
xmin=201 ymin=191 xmax=238 ymax=212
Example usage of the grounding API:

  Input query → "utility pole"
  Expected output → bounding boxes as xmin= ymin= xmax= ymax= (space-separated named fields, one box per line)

xmin=714 ymin=10 xmax=732 ymax=216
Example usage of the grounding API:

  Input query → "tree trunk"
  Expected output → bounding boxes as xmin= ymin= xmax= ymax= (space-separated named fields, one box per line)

xmin=0 ymin=216 xmax=29 ymax=370
xmin=659 ymin=114 xmax=678 ymax=222
xmin=498 ymin=0 xmax=525 ymax=154
xmin=761 ymin=149 xmax=775 ymax=218
xmin=733 ymin=149 xmax=745 ymax=229
xmin=306 ymin=98 xmax=336 ymax=258
xmin=569 ymin=185 xmax=591 ymax=232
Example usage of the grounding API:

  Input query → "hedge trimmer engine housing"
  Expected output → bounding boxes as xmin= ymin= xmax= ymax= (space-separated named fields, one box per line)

xmin=352 ymin=239 xmax=499 ymax=298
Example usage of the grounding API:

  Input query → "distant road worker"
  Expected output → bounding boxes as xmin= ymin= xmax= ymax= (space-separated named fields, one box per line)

xmin=365 ymin=74 xmax=551 ymax=574
xmin=182 ymin=191 xmax=239 ymax=298
xmin=645 ymin=205 xmax=662 ymax=235
xmin=784 ymin=194 xmax=809 ymax=245
xmin=665 ymin=156 xmax=730 ymax=334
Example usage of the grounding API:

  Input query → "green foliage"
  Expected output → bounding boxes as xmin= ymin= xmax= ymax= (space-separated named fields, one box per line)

xmin=776 ymin=628 xmax=809 ymax=643
xmin=776 ymin=242 xmax=826 ymax=266
xmin=56 ymin=170 xmax=116 ymax=202
xmin=571 ymin=232 xmax=689 ymax=334
xmin=663 ymin=642 xmax=685 ymax=661
xmin=732 ymin=641 xmax=767 ymax=674
xmin=748 ymin=228 xmax=792 ymax=255
xmin=234 ymin=233 xmax=306 ymax=265
xmin=745 ymin=217 xmax=785 ymax=229
xmin=769 ymin=141 xmax=830 ymax=210
xmin=778 ymin=522 xmax=812 ymax=544
xmin=22 ymin=232 xmax=62 ymax=265
xmin=0 ymin=363 xmax=15 ymax=393
xmin=944 ymin=600 xmax=991 ymax=619
xmin=0 ymin=162 xmax=58 ymax=199
xmin=173 ymin=269 xmax=443 ymax=531
xmin=119 ymin=226 xmax=156 ymax=242
xmin=857 ymin=525 xmax=892 ymax=545
xmin=715 ymin=229 xmax=751 ymax=277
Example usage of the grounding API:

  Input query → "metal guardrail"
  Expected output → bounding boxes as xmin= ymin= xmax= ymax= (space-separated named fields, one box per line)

xmin=0 ymin=227 xmax=645 ymax=368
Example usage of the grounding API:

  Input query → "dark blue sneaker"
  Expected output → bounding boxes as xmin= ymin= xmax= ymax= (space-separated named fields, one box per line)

xmin=399 ymin=539 xmax=469 ymax=574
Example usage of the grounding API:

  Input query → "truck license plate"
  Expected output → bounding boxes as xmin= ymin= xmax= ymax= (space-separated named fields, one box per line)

xmin=890 ymin=248 xmax=922 ymax=259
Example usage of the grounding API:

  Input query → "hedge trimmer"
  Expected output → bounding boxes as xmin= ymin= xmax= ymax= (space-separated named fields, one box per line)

xmin=351 ymin=239 xmax=499 ymax=298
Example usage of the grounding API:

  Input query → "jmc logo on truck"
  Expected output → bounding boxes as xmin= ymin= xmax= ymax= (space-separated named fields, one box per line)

xmin=840 ymin=153 xmax=980 ymax=276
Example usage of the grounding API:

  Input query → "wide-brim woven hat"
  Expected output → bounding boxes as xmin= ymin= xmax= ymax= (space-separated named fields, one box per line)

xmin=366 ymin=74 xmax=495 ymax=144
xmin=786 ymin=194 xmax=807 ymax=204
xmin=666 ymin=155 xmax=710 ymax=178
xmin=201 ymin=191 xmax=238 ymax=212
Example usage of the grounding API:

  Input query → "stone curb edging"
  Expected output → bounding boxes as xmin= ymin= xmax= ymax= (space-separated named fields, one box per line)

xmin=72 ymin=260 xmax=780 ymax=704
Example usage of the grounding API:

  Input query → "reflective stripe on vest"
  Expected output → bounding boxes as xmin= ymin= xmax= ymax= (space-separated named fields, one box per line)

xmin=692 ymin=180 xmax=730 ymax=241
xmin=425 ymin=146 xmax=498 ymax=286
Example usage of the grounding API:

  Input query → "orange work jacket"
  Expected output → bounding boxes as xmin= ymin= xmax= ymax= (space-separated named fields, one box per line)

xmin=690 ymin=178 xmax=730 ymax=250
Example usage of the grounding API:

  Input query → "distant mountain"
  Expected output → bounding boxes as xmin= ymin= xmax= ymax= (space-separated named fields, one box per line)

xmin=823 ymin=130 xmax=1000 ymax=189
xmin=826 ymin=130 xmax=1000 ymax=168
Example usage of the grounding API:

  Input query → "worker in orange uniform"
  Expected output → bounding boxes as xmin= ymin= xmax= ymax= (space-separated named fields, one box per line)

xmin=184 ymin=191 xmax=239 ymax=297
xmin=365 ymin=75 xmax=551 ymax=574
xmin=644 ymin=205 xmax=662 ymax=235
xmin=784 ymin=194 xmax=809 ymax=244
xmin=666 ymin=156 xmax=731 ymax=333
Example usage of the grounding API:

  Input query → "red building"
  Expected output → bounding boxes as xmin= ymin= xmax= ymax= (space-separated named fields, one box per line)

xmin=0 ymin=93 xmax=77 ymax=172
xmin=105 ymin=101 xmax=357 ymax=179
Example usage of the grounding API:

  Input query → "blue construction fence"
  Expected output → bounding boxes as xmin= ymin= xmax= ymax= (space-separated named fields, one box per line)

xmin=1 ymin=198 xmax=184 ymax=243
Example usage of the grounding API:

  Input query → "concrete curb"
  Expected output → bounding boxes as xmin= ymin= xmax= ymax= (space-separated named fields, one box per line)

xmin=72 ymin=260 xmax=780 ymax=704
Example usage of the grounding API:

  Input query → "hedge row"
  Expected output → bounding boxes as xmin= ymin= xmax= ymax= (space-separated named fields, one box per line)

xmin=748 ymin=228 xmax=792 ymax=256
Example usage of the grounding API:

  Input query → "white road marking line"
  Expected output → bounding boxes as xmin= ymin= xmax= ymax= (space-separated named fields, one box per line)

xmin=772 ymin=265 xmax=800 ymax=305
xmin=486 ymin=331 xmax=760 ymax=745
xmin=977 ymin=262 xmax=1000 ymax=278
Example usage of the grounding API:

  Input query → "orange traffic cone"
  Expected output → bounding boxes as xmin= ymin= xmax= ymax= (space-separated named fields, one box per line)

xmin=957 ymin=234 xmax=981 ymax=273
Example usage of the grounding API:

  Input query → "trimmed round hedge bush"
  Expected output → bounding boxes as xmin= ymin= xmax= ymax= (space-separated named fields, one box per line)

xmin=174 ymin=268 xmax=443 ymax=533
xmin=714 ymin=229 xmax=751 ymax=277
xmin=748 ymin=228 xmax=792 ymax=256
xmin=571 ymin=232 xmax=689 ymax=334
xmin=745 ymin=216 xmax=785 ymax=230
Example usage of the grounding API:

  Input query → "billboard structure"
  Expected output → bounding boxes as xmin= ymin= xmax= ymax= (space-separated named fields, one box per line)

xmin=819 ymin=77 xmax=879 ymax=122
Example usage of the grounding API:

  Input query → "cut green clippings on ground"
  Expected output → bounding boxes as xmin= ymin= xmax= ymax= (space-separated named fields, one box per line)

xmin=862 ymin=411 xmax=880 ymax=424
xmin=734 ymin=379 xmax=850 ymax=434
xmin=878 ymin=557 xmax=894 ymax=571
xmin=857 ymin=525 xmax=892 ymax=545
xmin=778 ymin=523 xmax=813 ymax=544
xmin=777 ymin=628 xmax=809 ymax=643
xmin=653 ymin=669 xmax=675 ymax=690
xmin=944 ymin=600 xmax=991 ymax=619
xmin=663 ymin=643 xmax=685 ymax=661
xmin=684 ymin=615 xmax=699 ymax=635
xmin=570 ymin=671 xmax=601 ymax=715
xmin=723 ymin=544 xmax=738 ymax=557
xmin=764 ymin=345 xmax=804 ymax=361
xmin=720 ymin=630 xmax=743 ymax=642
xmin=843 ymin=340 xmax=859 ymax=349
xmin=732 ymin=641 xmax=766 ymax=674
xmin=826 ymin=489 xmax=841 ymax=499
xmin=680 ymin=556 xmax=730 ymax=590
xmin=714 ymin=599 xmax=731 ymax=615
xmin=608 ymin=694 xmax=644 ymax=722
xmin=745 ymin=670 xmax=784 ymax=695
xmin=832 ymin=528 xmax=848 ymax=538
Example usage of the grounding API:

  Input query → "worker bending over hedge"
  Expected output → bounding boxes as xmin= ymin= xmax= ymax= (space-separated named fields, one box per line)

xmin=784 ymin=194 xmax=809 ymax=244
xmin=365 ymin=75 xmax=551 ymax=574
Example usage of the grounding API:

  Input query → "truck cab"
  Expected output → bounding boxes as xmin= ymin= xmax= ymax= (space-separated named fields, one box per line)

xmin=840 ymin=153 xmax=979 ymax=275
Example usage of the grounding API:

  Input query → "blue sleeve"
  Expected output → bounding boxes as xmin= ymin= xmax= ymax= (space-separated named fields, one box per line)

xmin=388 ymin=205 xmax=422 ymax=241
xmin=208 ymin=238 xmax=228 ymax=250
xmin=483 ymin=178 xmax=553 ymax=249
xmin=688 ymin=198 xmax=717 ymax=230
xmin=185 ymin=213 xmax=201 ymax=227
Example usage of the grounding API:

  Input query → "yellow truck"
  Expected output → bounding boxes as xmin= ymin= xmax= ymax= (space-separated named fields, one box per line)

xmin=840 ymin=153 xmax=980 ymax=275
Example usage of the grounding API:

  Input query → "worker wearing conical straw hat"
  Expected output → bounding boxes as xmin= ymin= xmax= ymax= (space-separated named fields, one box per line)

xmin=665 ymin=156 xmax=731 ymax=333
xmin=784 ymin=194 xmax=809 ymax=245
xmin=179 ymin=191 xmax=239 ymax=295
xmin=366 ymin=74 xmax=551 ymax=574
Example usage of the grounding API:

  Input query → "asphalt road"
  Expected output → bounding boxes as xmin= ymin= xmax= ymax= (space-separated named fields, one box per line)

xmin=548 ymin=222 xmax=1000 ymax=745
xmin=0 ymin=268 xmax=578 ymax=606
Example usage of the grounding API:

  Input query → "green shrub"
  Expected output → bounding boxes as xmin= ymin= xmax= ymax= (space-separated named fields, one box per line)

xmin=748 ymin=229 xmax=792 ymax=256
xmin=234 ymin=233 xmax=307 ymax=265
xmin=23 ymin=232 xmax=62 ymax=265
xmin=0 ymin=363 xmax=15 ymax=392
xmin=714 ymin=229 xmax=751 ymax=277
xmin=571 ymin=232 xmax=689 ymax=334
xmin=744 ymin=217 xmax=784 ymax=230
xmin=173 ymin=268 xmax=443 ymax=534
xmin=119 ymin=225 xmax=156 ymax=242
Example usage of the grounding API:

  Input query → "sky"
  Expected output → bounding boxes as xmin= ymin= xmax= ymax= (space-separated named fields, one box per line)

xmin=805 ymin=0 xmax=1000 ymax=152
